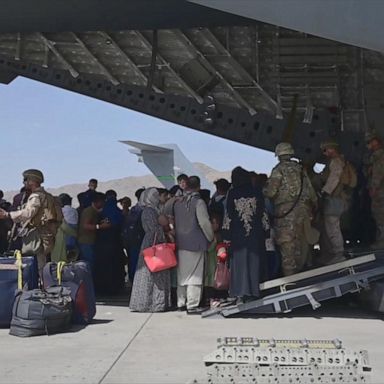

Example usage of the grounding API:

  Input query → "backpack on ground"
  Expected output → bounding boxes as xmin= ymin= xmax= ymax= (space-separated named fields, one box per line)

xmin=43 ymin=261 xmax=96 ymax=324
xmin=9 ymin=286 xmax=72 ymax=337
xmin=341 ymin=161 xmax=358 ymax=189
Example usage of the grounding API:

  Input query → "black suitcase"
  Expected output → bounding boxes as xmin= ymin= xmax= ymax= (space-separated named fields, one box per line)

xmin=0 ymin=252 xmax=39 ymax=327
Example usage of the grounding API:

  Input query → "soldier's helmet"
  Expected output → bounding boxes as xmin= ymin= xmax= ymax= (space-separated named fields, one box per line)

xmin=22 ymin=169 xmax=44 ymax=183
xmin=320 ymin=140 xmax=339 ymax=151
xmin=275 ymin=142 xmax=294 ymax=157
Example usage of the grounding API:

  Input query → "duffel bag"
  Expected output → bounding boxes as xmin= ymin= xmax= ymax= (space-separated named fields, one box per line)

xmin=0 ymin=251 xmax=39 ymax=328
xmin=9 ymin=286 xmax=72 ymax=337
xmin=43 ymin=261 xmax=96 ymax=324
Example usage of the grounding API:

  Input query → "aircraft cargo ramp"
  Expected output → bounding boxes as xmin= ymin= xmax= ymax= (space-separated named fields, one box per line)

xmin=189 ymin=0 xmax=384 ymax=53
xmin=202 ymin=251 xmax=384 ymax=319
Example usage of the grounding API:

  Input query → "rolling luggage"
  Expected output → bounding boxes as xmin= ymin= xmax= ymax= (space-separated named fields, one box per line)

xmin=43 ymin=261 xmax=96 ymax=324
xmin=0 ymin=251 xmax=39 ymax=327
xmin=9 ymin=286 xmax=72 ymax=337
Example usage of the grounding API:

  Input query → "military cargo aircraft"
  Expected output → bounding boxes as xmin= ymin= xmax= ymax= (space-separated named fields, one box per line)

xmin=1 ymin=0 xmax=384 ymax=318
xmin=1 ymin=0 xmax=384 ymax=165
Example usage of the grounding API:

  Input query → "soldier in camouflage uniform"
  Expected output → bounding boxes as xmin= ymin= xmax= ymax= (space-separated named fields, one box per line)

xmin=366 ymin=132 xmax=384 ymax=249
xmin=319 ymin=141 xmax=348 ymax=264
xmin=0 ymin=169 xmax=61 ymax=277
xmin=264 ymin=143 xmax=317 ymax=276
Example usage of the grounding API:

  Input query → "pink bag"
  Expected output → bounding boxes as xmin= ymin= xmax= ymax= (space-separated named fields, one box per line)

xmin=214 ymin=262 xmax=230 ymax=290
xmin=142 ymin=235 xmax=177 ymax=272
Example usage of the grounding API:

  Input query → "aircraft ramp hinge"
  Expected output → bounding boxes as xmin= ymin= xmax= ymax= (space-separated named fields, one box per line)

xmin=339 ymin=266 xmax=356 ymax=275
xmin=306 ymin=291 xmax=321 ymax=310
xmin=280 ymin=282 xmax=296 ymax=293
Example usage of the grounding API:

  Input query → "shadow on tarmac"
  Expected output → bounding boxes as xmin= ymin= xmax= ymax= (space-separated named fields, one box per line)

xmin=96 ymin=295 xmax=130 ymax=307
xmin=96 ymin=301 xmax=130 ymax=307
xmin=69 ymin=319 xmax=114 ymax=333
xmin=95 ymin=285 xmax=131 ymax=307
xmin=93 ymin=282 xmax=384 ymax=321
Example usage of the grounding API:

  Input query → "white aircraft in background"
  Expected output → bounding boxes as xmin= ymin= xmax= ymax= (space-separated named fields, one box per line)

xmin=121 ymin=140 xmax=214 ymax=191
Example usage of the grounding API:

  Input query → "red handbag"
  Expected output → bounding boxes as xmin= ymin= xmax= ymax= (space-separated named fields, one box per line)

xmin=214 ymin=262 xmax=230 ymax=290
xmin=142 ymin=234 xmax=177 ymax=273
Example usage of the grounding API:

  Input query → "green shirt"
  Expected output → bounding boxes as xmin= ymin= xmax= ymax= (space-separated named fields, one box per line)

xmin=78 ymin=206 xmax=99 ymax=245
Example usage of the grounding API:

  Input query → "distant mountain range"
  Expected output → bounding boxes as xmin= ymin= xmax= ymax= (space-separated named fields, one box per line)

xmin=3 ymin=163 xmax=231 ymax=205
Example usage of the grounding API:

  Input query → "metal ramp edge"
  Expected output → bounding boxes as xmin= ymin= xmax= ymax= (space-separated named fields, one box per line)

xmin=260 ymin=254 xmax=376 ymax=292
xmin=202 ymin=260 xmax=384 ymax=319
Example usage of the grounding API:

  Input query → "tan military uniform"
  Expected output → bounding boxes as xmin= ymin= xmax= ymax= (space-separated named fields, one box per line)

xmin=321 ymin=156 xmax=345 ymax=196
xmin=319 ymin=155 xmax=347 ymax=263
xmin=368 ymin=147 xmax=384 ymax=247
xmin=10 ymin=187 xmax=57 ymax=275
xmin=264 ymin=159 xmax=317 ymax=276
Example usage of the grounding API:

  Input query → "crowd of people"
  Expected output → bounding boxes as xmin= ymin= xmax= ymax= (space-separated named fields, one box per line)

xmin=0 ymin=131 xmax=383 ymax=314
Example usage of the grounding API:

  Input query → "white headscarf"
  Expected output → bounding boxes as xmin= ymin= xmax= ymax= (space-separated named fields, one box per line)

xmin=62 ymin=205 xmax=78 ymax=226
xmin=139 ymin=187 xmax=160 ymax=212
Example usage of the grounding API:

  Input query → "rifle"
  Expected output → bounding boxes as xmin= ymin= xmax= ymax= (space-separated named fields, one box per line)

xmin=7 ymin=222 xmax=18 ymax=252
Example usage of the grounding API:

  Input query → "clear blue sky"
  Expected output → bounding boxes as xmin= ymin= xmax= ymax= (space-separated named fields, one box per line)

xmin=0 ymin=77 xmax=276 ymax=191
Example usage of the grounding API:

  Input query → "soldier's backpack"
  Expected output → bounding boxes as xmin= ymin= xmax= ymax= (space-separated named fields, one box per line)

xmin=9 ymin=286 xmax=72 ymax=337
xmin=30 ymin=190 xmax=63 ymax=230
xmin=43 ymin=192 xmax=64 ymax=226
xmin=281 ymin=161 xmax=303 ymax=199
xmin=341 ymin=161 xmax=358 ymax=189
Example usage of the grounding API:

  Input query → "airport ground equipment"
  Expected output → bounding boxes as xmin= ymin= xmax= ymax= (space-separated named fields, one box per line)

xmin=204 ymin=337 xmax=371 ymax=384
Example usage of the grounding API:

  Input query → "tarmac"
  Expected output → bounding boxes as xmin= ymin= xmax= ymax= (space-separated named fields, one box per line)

xmin=0 ymin=296 xmax=383 ymax=384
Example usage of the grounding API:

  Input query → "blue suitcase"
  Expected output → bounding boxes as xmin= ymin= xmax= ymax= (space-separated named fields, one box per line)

xmin=0 ymin=252 xmax=39 ymax=327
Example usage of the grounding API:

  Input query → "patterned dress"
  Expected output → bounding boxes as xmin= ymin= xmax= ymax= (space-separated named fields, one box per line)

xmin=223 ymin=184 xmax=266 ymax=298
xmin=129 ymin=207 xmax=171 ymax=312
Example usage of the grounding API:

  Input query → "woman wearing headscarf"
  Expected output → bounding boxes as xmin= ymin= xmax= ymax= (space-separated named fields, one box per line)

xmin=129 ymin=187 xmax=172 ymax=312
xmin=223 ymin=166 xmax=266 ymax=303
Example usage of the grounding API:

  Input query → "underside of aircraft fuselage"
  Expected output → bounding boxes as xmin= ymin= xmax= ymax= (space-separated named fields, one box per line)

xmin=1 ymin=0 xmax=384 ymax=166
